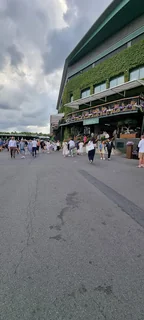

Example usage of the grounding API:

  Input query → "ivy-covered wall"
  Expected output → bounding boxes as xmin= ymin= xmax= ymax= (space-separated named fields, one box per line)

xmin=62 ymin=39 xmax=144 ymax=106
xmin=59 ymin=105 xmax=76 ymax=115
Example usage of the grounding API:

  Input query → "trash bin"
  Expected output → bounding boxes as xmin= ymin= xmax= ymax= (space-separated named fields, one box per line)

xmin=126 ymin=144 xmax=133 ymax=159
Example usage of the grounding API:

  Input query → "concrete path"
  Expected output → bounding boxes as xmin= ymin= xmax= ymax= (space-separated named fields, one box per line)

xmin=0 ymin=151 xmax=144 ymax=320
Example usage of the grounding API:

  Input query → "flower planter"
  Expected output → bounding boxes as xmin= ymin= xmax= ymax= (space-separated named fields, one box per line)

xmin=120 ymin=133 xmax=137 ymax=139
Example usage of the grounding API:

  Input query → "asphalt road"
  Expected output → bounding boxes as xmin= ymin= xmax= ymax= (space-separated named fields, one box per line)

xmin=0 ymin=150 xmax=144 ymax=320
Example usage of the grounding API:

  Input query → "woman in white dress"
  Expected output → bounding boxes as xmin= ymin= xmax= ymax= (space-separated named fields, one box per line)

xmin=62 ymin=140 xmax=68 ymax=157
xmin=78 ymin=141 xmax=84 ymax=155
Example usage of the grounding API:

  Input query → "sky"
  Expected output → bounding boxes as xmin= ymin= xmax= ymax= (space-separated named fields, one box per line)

xmin=0 ymin=0 xmax=112 ymax=133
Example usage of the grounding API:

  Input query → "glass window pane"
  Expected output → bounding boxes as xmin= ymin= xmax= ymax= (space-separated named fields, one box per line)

xmin=86 ymin=89 xmax=90 ymax=96
xmin=110 ymin=79 xmax=117 ymax=88
xmin=101 ymin=83 xmax=106 ymax=91
xmin=81 ymin=88 xmax=90 ymax=98
xmin=130 ymin=69 xmax=139 ymax=81
xmin=94 ymin=83 xmax=106 ymax=93
xmin=140 ymin=67 xmax=144 ymax=79
xmin=117 ymin=75 xmax=124 ymax=85
xmin=81 ymin=91 xmax=85 ymax=98
xmin=94 ymin=85 xmax=101 ymax=93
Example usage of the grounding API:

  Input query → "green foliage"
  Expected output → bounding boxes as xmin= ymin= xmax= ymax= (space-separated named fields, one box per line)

xmin=62 ymin=40 xmax=144 ymax=105
xmin=0 ymin=131 xmax=49 ymax=136
xmin=59 ymin=105 xmax=76 ymax=115
xmin=101 ymin=136 xmax=107 ymax=141
xmin=118 ymin=119 xmax=138 ymax=128
xmin=64 ymin=127 xmax=70 ymax=140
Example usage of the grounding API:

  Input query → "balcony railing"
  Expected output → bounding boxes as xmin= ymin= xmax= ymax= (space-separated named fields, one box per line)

xmin=62 ymin=96 xmax=144 ymax=124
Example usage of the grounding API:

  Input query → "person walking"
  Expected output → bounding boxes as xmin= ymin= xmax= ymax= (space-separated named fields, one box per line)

xmin=62 ymin=140 xmax=68 ymax=157
xmin=68 ymin=138 xmax=75 ymax=157
xmin=46 ymin=140 xmax=51 ymax=153
xmin=138 ymin=135 xmax=144 ymax=168
xmin=78 ymin=141 xmax=84 ymax=155
xmin=87 ymin=139 xmax=95 ymax=163
xmin=19 ymin=139 xmax=25 ymax=159
xmin=37 ymin=140 xmax=40 ymax=153
xmin=99 ymin=141 xmax=105 ymax=160
xmin=27 ymin=140 xmax=32 ymax=154
xmin=32 ymin=139 xmax=37 ymax=157
xmin=40 ymin=140 xmax=45 ymax=153
xmin=56 ymin=140 xmax=60 ymax=151
xmin=106 ymin=139 xmax=115 ymax=160
xmin=8 ymin=137 xmax=17 ymax=158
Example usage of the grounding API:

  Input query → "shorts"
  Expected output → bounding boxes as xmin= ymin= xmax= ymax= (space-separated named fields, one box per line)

xmin=20 ymin=148 xmax=25 ymax=154
xmin=139 ymin=152 xmax=144 ymax=160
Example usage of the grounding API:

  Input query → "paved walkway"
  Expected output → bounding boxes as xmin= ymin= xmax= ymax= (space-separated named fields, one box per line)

xmin=0 ymin=151 xmax=144 ymax=320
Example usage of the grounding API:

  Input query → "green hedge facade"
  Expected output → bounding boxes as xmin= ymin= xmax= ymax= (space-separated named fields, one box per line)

xmin=61 ymin=39 xmax=144 ymax=107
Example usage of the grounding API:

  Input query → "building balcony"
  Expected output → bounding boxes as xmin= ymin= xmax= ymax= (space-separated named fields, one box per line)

xmin=60 ymin=96 xmax=144 ymax=126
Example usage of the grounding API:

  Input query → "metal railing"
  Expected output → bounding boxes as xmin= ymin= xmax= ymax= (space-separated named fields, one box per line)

xmin=61 ymin=96 xmax=144 ymax=124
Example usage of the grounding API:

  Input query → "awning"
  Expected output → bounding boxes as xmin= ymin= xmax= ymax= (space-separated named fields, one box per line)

xmin=64 ymin=80 xmax=144 ymax=108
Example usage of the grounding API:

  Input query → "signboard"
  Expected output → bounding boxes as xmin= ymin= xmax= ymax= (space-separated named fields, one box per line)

xmin=83 ymin=118 xmax=99 ymax=125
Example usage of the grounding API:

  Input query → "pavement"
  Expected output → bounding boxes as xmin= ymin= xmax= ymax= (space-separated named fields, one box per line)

xmin=0 ymin=150 xmax=144 ymax=320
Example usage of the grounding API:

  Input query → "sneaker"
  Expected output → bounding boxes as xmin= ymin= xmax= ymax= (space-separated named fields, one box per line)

xmin=101 ymin=157 xmax=103 ymax=160
xmin=103 ymin=158 xmax=105 ymax=160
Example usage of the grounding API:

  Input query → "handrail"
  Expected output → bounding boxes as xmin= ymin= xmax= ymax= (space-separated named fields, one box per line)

xmin=66 ymin=95 xmax=142 ymax=117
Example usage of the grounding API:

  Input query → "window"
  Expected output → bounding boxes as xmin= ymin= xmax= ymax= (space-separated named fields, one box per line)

xmin=130 ymin=66 xmax=144 ymax=81
xmin=110 ymin=75 xmax=124 ymax=88
xmin=81 ymin=88 xmax=90 ymax=98
xmin=94 ymin=82 xmax=106 ymax=94
xmin=140 ymin=66 xmax=144 ymax=79
xmin=70 ymin=94 xmax=73 ymax=102
xmin=130 ymin=69 xmax=139 ymax=81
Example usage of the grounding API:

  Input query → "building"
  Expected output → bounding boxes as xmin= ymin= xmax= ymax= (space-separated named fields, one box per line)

xmin=50 ymin=114 xmax=64 ymax=135
xmin=56 ymin=0 xmax=144 ymax=149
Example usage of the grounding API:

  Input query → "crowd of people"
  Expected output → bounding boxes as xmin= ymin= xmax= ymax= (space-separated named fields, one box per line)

xmin=62 ymin=134 xmax=115 ymax=163
xmin=0 ymin=137 xmax=61 ymax=159
xmin=0 ymin=134 xmax=144 ymax=167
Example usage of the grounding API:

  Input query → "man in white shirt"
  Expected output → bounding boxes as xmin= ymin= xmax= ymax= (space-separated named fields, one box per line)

xmin=32 ymin=139 xmax=37 ymax=157
xmin=8 ymin=137 xmax=17 ymax=158
xmin=138 ymin=135 xmax=144 ymax=168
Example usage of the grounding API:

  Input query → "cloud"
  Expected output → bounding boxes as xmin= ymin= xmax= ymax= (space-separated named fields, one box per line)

xmin=43 ymin=0 xmax=112 ymax=74
xmin=7 ymin=44 xmax=24 ymax=67
xmin=0 ymin=0 xmax=112 ymax=133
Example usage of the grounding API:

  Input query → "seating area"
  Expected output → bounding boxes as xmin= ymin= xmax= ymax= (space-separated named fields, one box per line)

xmin=64 ymin=97 xmax=144 ymax=124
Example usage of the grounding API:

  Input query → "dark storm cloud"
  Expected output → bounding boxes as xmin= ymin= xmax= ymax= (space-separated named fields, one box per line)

xmin=43 ymin=0 xmax=112 ymax=74
xmin=0 ymin=103 xmax=11 ymax=110
xmin=0 ymin=0 xmax=112 ymax=131
xmin=43 ymin=17 xmax=89 ymax=74
xmin=7 ymin=45 xmax=24 ymax=67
